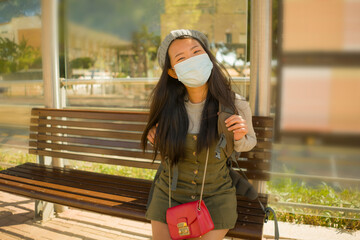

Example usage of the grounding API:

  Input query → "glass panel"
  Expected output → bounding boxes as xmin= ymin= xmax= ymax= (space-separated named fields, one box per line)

xmin=63 ymin=0 xmax=249 ymax=109
xmin=272 ymin=0 xmax=360 ymax=228
xmin=0 ymin=0 xmax=42 ymax=154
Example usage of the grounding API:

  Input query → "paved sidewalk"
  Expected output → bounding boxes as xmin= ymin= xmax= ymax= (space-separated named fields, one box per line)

xmin=1 ymin=191 xmax=359 ymax=240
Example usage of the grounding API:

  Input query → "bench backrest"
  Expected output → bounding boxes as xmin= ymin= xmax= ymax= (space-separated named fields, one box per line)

xmin=29 ymin=108 xmax=273 ymax=181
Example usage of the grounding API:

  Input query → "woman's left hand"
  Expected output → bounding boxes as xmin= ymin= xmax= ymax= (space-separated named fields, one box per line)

xmin=225 ymin=114 xmax=248 ymax=141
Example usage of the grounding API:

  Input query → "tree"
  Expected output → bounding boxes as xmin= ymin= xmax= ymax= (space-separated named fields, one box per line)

xmin=69 ymin=57 xmax=95 ymax=69
xmin=0 ymin=37 xmax=39 ymax=74
xmin=131 ymin=25 xmax=160 ymax=77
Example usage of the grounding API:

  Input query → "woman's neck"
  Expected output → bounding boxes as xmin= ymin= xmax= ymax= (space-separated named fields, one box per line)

xmin=186 ymin=84 xmax=208 ymax=103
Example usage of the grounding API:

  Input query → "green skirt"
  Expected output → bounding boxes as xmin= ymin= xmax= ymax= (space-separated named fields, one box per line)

xmin=145 ymin=182 xmax=237 ymax=230
xmin=145 ymin=134 xmax=238 ymax=230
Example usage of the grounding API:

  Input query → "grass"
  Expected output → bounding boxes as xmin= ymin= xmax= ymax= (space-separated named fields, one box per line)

xmin=267 ymin=178 xmax=360 ymax=208
xmin=67 ymin=160 xmax=157 ymax=180
xmin=0 ymin=149 xmax=36 ymax=165
xmin=267 ymin=177 xmax=360 ymax=230
xmin=0 ymin=148 xmax=156 ymax=179
xmin=1 ymin=148 xmax=359 ymax=230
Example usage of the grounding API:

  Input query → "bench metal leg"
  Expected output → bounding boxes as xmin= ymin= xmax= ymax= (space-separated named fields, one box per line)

xmin=35 ymin=199 xmax=55 ymax=222
xmin=34 ymin=155 xmax=55 ymax=222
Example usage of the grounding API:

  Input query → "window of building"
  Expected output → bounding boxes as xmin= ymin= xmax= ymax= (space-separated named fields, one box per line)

xmin=226 ymin=33 xmax=232 ymax=44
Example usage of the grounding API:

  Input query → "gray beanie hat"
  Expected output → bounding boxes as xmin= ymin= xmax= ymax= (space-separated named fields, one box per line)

xmin=157 ymin=29 xmax=210 ymax=69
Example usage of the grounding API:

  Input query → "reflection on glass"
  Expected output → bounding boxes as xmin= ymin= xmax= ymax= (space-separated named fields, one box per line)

xmin=0 ymin=0 xmax=42 ymax=135
xmin=64 ymin=0 xmax=249 ymax=108
xmin=0 ymin=0 xmax=42 ymax=101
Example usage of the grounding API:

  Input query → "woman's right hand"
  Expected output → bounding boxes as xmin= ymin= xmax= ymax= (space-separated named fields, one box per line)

xmin=147 ymin=124 xmax=158 ymax=145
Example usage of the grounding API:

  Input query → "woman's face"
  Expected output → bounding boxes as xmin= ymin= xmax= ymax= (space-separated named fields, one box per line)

xmin=167 ymin=38 xmax=207 ymax=78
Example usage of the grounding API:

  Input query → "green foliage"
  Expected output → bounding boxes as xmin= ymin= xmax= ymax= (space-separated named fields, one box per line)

xmin=272 ymin=212 xmax=360 ymax=230
xmin=130 ymin=25 xmax=161 ymax=77
xmin=69 ymin=57 xmax=95 ymax=69
xmin=0 ymin=37 xmax=40 ymax=74
xmin=0 ymin=149 xmax=36 ymax=167
xmin=267 ymin=178 xmax=360 ymax=230
xmin=67 ymin=160 xmax=156 ymax=180
xmin=268 ymin=178 xmax=360 ymax=209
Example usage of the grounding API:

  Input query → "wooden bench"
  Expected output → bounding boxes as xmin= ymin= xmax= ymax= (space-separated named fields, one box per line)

xmin=0 ymin=107 xmax=273 ymax=240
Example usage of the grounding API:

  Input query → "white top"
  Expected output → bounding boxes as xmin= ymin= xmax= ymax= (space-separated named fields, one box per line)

xmin=185 ymin=94 xmax=257 ymax=152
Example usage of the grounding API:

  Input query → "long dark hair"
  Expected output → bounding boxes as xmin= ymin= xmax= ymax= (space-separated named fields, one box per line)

xmin=141 ymin=37 xmax=238 ymax=166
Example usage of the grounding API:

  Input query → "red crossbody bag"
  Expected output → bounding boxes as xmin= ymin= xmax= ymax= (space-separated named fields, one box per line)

xmin=166 ymin=148 xmax=214 ymax=239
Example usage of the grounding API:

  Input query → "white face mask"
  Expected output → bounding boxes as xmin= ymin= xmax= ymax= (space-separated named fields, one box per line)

xmin=173 ymin=54 xmax=213 ymax=88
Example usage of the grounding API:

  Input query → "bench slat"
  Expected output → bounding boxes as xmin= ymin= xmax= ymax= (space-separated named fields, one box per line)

xmin=12 ymin=164 xmax=152 ymax=193
xmin=252 ymin=116 xmax=273 ymax=127
xmin=31 ymin=118 xmax=146 ymax=132
xmin=0 ymin=176 xmax=143 ymax=209
xmin=23 ymin=162 xmax=154 ymax=188
xmin=4 ymin=166 xmax=150 ymax=201
xmin=29 ymin=141 xmax=156 ymax=160
xmin=236 ymin=159 xmax=270 ymax=171
xmin=237 ymin=213 xmax=267 ymax=225
xmin=237 ymin=206 xmax=265 ymax=216
xmin=241 ymin=171 xmax=270 ymax=181
xmin=31 ymin=108 xmax=149 ymax=122
xmin=228 ymin=223 xmax=263 ymax=239
xmin=28 ymin=149 xmax=160 ymax=169
xmin=30 ymin=126 xmax=142 ymax=141
xmin=240 ymin=151 xmax=271 ymax=160
xmin=29 ymin=134 xmax=152 ymax=150
xmin=0 ymin=173 xmax=144 ymax=205
xmin=0 ymin=178 xmax=147 ymax=222
xmin=254 ymin=129 xmax=273 ymax=139
xmin=253 ymin=141 xmax=272 ymax=150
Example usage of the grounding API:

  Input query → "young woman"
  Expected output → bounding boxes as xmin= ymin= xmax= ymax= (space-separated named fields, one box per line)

xmin=141 ymin=29 xmax=257 ymax=240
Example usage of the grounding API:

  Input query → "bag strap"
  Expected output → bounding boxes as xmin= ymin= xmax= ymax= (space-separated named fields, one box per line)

xmin=235 ymin=159 xmax=279 ymax=240
xmin=169 ymin=148 xmax=210 ymax=210
xmin=198 ymin=148 xmax=210 ymax=210
xmin=258 ymin=199 xmax=279 ymax=240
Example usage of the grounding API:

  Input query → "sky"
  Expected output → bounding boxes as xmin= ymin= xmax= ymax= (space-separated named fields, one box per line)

xmin=0 ymin=0 xmax=164 ymax=40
